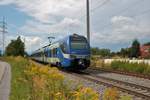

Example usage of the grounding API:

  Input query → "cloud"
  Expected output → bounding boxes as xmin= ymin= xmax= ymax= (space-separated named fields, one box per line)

xmin=0 ymin=0 xmax=85 ymax=23
xmin=111 ymin=16 xmax=134 ymax=27
xmin=20 ymin=18 xmax=83 ymax=35
xmin=91 ymin=16 xmax=150 ymax=46
xmin=24 ymin=36 xmax=43 ymax=52
xmin=0 ymin=0 xmax=14 ymax=5
xmin=1 ymin=0 xmax=150 ymax=52
xmin=0 ymin=0 xmax=86 ymax=52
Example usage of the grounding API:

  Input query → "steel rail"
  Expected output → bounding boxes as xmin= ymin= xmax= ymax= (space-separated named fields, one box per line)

xmin=90 ymin=67 xmax=150 ymax=80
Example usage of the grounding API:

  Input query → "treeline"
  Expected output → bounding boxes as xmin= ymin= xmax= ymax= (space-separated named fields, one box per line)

xmin=91 ymin=48 xmax=111 ymax=57
xmin=91 ymin=39 xmax=150 ymax=58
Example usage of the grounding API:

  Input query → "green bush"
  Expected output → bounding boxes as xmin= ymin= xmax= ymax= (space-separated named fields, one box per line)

xmin=120 ymin=95 xmax=132 ymax=100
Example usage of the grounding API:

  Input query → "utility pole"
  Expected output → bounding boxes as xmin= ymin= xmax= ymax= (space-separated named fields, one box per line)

xmin=86 ymin=0 xmax=90 ymax=44
xmin=0 ymin=17 xmax=7 ymax=55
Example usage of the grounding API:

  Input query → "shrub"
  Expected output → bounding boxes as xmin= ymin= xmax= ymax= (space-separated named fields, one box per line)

xmin=120 ymin=95 xmax=132 ymax=100
xmin=24 ymin=62 xmax=99 ymax=100
xmin=110 ymin=61 xmax=150 ymax=74
xmin=103 ymin=87 xmax=119 ymax=100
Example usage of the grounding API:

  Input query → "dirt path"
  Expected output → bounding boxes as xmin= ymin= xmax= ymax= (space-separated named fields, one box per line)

xmin=0 ymin=61 xmax=11 ymax=100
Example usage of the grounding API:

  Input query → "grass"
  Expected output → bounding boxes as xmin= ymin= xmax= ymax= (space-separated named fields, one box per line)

xmin=3 ymin=57 xmax=99 ymax=100
xmin=91 ymin=57 xmax=150 ymax=75
xmin=110 ymin=61 xmax=150 ymax=75
xmin=3 ymin=57 xmax=31 ymax=100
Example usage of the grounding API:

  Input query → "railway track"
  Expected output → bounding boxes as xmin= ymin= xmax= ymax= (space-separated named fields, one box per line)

xmin=90 ymin=67 xmax=150 ymax=80
xmin=67 ymin=71 xmax=150 ymax=100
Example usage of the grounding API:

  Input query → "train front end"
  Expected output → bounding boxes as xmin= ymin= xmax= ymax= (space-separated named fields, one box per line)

xmin=68 ymin=34 xmax=90 ymax=70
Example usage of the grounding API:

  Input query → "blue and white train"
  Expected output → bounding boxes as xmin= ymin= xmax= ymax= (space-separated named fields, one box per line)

xmin=31 ymin=34 xmax=90 ymax=70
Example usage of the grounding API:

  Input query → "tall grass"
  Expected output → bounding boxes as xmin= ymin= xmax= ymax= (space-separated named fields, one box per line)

xmin=24 ymin=63 xmax=99 ymax=100
xmin=2 ymin=56 xmax=133 ymax=100
xmin=91 ymin=57 xmax=150 ymax=75
xmin=111 ymin=61 xmax=150 ymax=75
xmin=4 ymin=56 xmax=31 ymax=100
xmin=3 ymin=57 xmax=99 ymax=100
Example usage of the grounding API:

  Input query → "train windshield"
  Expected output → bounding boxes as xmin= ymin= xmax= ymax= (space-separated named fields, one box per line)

xmin=70 ymin=36 xmax=88 ymax=50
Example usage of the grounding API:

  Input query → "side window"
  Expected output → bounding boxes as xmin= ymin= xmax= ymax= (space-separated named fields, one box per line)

xmin=49 ymin=49 xmax=51 ymax=57
xmin=51 ymin=48 xmax=56 ymax=57
xmin=44 ymin=50 xmax=49 ymax=57
xmin=51 ymin=49 xmax=53 ymax=57
xmin=60 ymin=43 xmax=67 ymax=53
xmin=54 ymin=48 xmax=57 ymax=57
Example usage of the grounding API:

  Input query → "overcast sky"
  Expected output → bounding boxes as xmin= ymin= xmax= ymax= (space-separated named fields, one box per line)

xmin=0 ymin=0 xmax=150 ymax=53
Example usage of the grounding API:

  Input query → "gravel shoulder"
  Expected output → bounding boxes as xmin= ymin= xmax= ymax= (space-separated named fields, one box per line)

xmin=61 ymin=69 xmax=148 ymax=100
xmin=0 ymin=61 xmax=11 ymax=100
xmin=86 ymin=69 xmax=150 ymax=88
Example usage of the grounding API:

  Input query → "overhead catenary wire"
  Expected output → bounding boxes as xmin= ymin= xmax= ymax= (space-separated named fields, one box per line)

xmin=80 ymin=0 xmax=144 ymax=19
xmin=97 ymin=7 xmax=150 ymax=30
xmin=91 ymin=0 xmax=147 ymax=30
xmin=80 ymin=0 xmax=110 ymax=20
xmin=91 ymin=0 xmax=110 ymax=12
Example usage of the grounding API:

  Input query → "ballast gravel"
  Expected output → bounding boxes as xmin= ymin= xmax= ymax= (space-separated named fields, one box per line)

xmin=60 ymin=69 xmax=149 ymax=100
xmin=60 ymin=71 xmax=143 ymax=100
xmin=86 ymin=69 xmax=150 ymax=88
xmin=61 ymin=71 xmax=107 ymax=100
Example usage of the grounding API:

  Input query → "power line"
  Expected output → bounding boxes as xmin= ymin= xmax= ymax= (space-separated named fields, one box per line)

xmin=99 ymin=8 xmax=150 ymax=30
xmin=91 ymin=0 xmax=110 ymax=12
xmin=94 ymin=0 xmax=146 ymax=30
xmin=80 ymin=0 xmax=144 ymax=24
xmin=80 ymin=0 xmax=110 ymax=19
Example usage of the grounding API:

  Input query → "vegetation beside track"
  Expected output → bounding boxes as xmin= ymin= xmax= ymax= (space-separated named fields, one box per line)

xmin=0 ymin=56 xmax=133 ymax=100
xmin=91 ymin=58 xmax=150 ymax=75
xmin=3 ymin=57 xmax=98 ymax=100
xmin=110 ymin=61 xmax=150 ymax=75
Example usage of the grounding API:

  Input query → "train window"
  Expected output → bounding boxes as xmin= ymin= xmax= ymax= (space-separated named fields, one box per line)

xmin=48 ymin=49 xmax=51 ymax=57
xmin=54 ymin=48 xmax=57 ymax=57
xmin=51 ymin=48 xmax=57 ymax=57
xmin=44 ymin=50 xmax=48 ymax=57
xmin=60 ymin=43 xmax=67 ymax=53
xmin=70 ymin=37 xmax=88 ymax=50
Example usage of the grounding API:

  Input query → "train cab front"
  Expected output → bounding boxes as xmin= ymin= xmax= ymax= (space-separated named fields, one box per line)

xmin=69 ymin=34 xmax=91 ymax=70
xmin=70 ymin=54 xmax=90 ymax=70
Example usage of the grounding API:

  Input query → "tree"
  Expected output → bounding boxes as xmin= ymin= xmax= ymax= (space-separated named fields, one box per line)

xmin=144 ymin=42 xmax=150 ymax=46
xmin=99 ymin=49 xmax=111 ymax=57
xmin=5 ymin=36 xmax=25 ymax=56
xmin=120 ymin=48 xmax=131 ymax=57
xmin=130 ymin=39 xmax=140 ymax=58
xmin=91 ymin=47 xmax=99 ymax=55
xmin=91 ymin=47 xmax=111 ymax=57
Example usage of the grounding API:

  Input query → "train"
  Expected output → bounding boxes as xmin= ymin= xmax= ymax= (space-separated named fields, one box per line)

xmin=31 ymin=34 xmax=91 ymax=70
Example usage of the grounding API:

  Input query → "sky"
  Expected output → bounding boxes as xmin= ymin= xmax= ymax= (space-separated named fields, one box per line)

xmin=0 ymin=0 xmax=150 ymax=54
